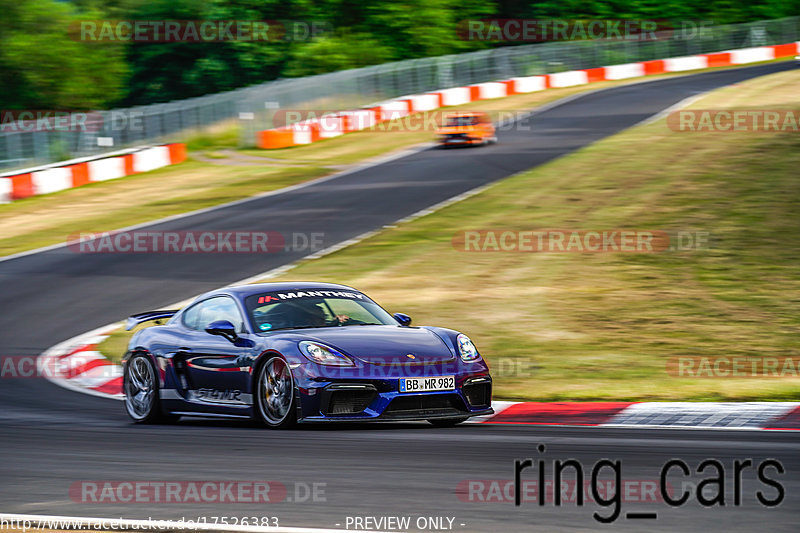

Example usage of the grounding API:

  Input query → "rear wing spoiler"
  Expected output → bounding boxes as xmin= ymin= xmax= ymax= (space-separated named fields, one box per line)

xmin=125 ymin=310 xmax=179 ymax=331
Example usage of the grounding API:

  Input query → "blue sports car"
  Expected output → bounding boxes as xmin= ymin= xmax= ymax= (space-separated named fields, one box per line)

xmin=122 ymin=282 xmax=493 ymax=428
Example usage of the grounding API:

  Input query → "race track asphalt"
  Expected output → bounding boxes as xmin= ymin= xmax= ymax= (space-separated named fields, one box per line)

xmin=0 ymin=61 xmax=797 ymax=532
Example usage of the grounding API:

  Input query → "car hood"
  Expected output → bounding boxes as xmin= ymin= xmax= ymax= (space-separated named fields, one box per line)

xmin=297 ymin=325 xmax=456 ymax=364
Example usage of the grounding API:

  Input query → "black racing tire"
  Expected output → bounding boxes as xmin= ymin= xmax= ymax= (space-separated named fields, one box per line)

xmin=255 ymin=355 xmax=298 ymax=429
xmin=123 ymin=353 xmax=176 ymax=424
xmin=427 ymin=417 xmax=470 ymax=427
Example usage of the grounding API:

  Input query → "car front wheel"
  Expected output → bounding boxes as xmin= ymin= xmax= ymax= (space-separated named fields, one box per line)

xmin=256 ymin=356 xmax=297 ymax=429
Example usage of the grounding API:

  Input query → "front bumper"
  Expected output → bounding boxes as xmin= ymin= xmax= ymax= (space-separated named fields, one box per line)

xmin=294 ymin=363 xmax=493 ymax=422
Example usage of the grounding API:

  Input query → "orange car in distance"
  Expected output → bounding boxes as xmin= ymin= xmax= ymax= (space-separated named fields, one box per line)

xmin=436 ymin=112 xmax=497 ymax=147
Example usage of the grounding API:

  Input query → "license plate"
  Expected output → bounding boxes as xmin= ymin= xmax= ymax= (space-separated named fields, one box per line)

xmin=399 ymin=376 xmax=455 ymax=393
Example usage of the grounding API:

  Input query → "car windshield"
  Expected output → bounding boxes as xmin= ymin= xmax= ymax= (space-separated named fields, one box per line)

xmin=245 ymin=289 xmax=397 ymax=332
xmin=446 ymin=115 xmax=478 ymax=126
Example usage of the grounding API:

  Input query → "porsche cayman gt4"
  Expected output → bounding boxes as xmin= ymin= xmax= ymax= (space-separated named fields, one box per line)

xmin=122 ymin=282 xmax=493 ymax=428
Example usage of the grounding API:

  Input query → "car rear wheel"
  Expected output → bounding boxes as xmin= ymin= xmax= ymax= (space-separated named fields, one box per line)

xmin=256 ymin=356 xmax=297 ymax=429
xmin=427 ymin=416 xmax=469 ymax=427
xmin=124 ymin=354 xmax=175 ymax=424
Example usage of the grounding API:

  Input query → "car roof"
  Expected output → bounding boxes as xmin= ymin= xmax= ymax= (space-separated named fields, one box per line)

xmin=196 ymin=281 xmax=359 ymax=301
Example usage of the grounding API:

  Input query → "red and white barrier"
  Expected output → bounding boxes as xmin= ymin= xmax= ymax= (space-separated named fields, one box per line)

xmin=664 ymin=55 xmax=709 ymax=72
xmin=510 ymin=75 xmax=547 ymax=93
xmin=255 ymin=41 xmax=799 ymax=149
xmin=377 ymin=100 xmax=411 ymax=121
xmin=406 ymin=93 xmax=439 ymax=113
xmin=470 ymin=82 xmax=507 ymax=100
xmin=341 ymin=109 xmax=377 ymax=131
xmin=0 ymin=177 xmax=11 ymax=203
xmin=133 ymin=146 xmax=172 ymax=173
xmin=730 ymin=46 xmax=775 ymax=64
xmin=88 ymin=156 xmax=127 ymax=182
xmin=604 ymin=63 xmax=645 ymax=80
xmin=437 ymin=87 xmax=472 ymax=106
xmin=32 ymin=167 xmax=73 ymax=196
xmin=317 ymin=115 xmax=346 ymax=138
xmin=0 ymin=143 xmax=187 ymax=202
xmin=548 ymin=70 xmax=589 ymax=88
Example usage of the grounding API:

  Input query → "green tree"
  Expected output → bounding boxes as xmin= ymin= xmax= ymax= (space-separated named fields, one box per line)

xmin=0 ymin=0 xmax=128 ymax=109
xmin=361 ymin=0 xmax=495 ymax=58
xmin=283 ymin=34 xmax=393 ymax=76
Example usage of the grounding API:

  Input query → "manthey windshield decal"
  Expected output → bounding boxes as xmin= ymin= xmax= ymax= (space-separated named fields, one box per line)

xmin=256 ymin=290 xmax=366 ymax=304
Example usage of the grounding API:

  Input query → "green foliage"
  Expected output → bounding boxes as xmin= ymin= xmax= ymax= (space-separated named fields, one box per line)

xmin=360 ymin=0 xmax=495 ymax=58
xmin=0 ymin=0 xmax=797 ymax=109
xmin=0 ymin=0 xmax=128 ymax=109
xmin=283 ymin=34 xmax=393 ymax=76
xmin=120 ymin=0 xmax=292 ymax=104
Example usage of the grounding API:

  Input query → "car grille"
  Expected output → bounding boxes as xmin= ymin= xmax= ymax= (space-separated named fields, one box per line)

xmin=325 ymin=390 xmax=377 ymax=415
xmin=383 ymin=393 xmax=468 ymax=419
xmin=463 ymin=382 xmax=491 ymax=408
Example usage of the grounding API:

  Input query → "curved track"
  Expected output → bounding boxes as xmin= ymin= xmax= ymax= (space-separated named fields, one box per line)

xmin=1 ymin=62 xmax=798 ymax=532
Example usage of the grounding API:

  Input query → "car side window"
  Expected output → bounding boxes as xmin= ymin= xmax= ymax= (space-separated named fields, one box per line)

xmin=182 ymin=303 xmax=202 ymax=330
xmin=182 ymin=297 xmax=245 ymax=333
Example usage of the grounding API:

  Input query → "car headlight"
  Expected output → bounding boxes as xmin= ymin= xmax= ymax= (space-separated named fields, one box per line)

xmin=299 ymin=341 xmax=354 ymax=366
xmin=457 ymin=334 xmax=481 ymax=362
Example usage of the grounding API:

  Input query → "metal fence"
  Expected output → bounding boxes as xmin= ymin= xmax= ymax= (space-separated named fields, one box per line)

xmin=1 ymin=16 xmax=797 ymax=171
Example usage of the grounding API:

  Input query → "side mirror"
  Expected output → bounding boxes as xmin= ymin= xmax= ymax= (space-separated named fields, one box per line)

xmin=393 ymin=313 xmax=412 ymax=326
xmin=205 ymin=320 xmax=238 ymax=342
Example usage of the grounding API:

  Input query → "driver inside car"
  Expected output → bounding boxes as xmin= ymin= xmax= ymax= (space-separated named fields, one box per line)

xmin=301 ymin=302 xmax=351 ymax=326
xmin=256 ymin=301 xmax=351 ymax=329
